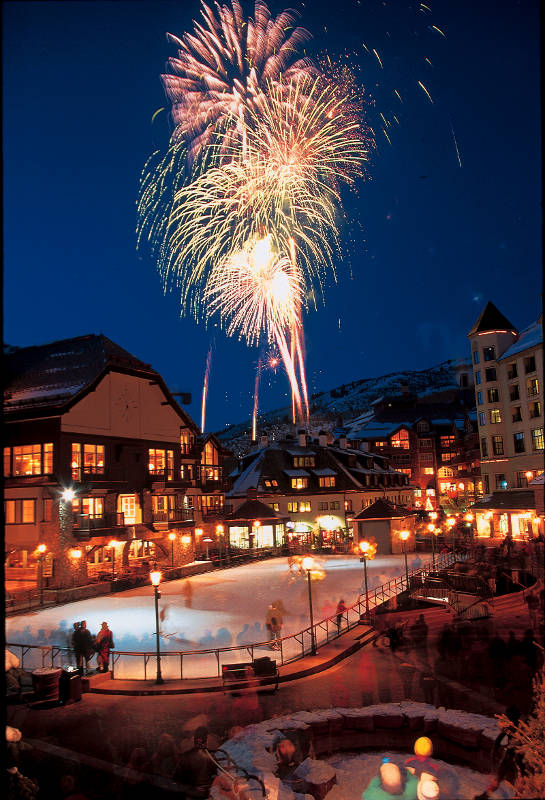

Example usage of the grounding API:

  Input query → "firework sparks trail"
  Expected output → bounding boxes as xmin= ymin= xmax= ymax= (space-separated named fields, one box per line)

xmin=252 ymin=357 xmax=262 ymax=441
xmin=418 ymin=80 xmax=434 ymax=104
xmin=201 ymin=345 xmax=213 ymax=433
xmin=161 ymin=0 xmax=316 ymax=165
xmin=450 ymin=120 xmax=463 ymax=168
xmin=205 ymin=235 xmax=305 ymax=420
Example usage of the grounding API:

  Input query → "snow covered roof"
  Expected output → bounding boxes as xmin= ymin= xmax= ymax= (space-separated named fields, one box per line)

xmin=283 ymin=469 xmax=311 ymax=478
xmin=348 ymin=421 xmax=410 ymax=440
xmin=471 ymin=489 xmax=536 ymax=511
xmin=3 ymin=333 xmax=176 ymax=420
xmin=353 ymin=498 xmax=414 ymax=520
xmin=228 ymin=452 xmax=265 ymax=495
xmin=286 ymin=449 xmax=316 ymax=456
xmin=311 ymin=468 xmax=337 ymax=477
xmin=498 ymin=318 xmax=543 ymax=360
xmin=225 ymin=499 xmax=287 ymax=522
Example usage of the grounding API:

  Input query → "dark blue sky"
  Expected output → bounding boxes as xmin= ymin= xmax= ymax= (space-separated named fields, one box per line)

xmin=3 ymin=0 xmax=541 ymax=431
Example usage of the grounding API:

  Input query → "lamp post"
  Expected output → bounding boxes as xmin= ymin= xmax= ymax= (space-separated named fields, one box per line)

xmin=149 ymin=569 xmax=164 ymax=685
xmin=302 ymin=556 xmax=316 ymax=655
xmin=203 ymin=537 xmax=212 ymax=561
xmin=399 ymin=530 xmax=410 ymax=589
xmin=168 ymin=532 xmax=176 ymax=567
xmin=446 ymin=516 xmax=456 ymax=550
xmin=216 ymin=524 xmax=224 ymax=567
xmin=37 ymin=544 xmax=46 ymax=605
xmin=359 ymin=541 xmax=369 ymax=619
xmin=427 ymin=523 xmax=437 ymax=569
xmin=108 ymin=540 xmax=118 ymax=580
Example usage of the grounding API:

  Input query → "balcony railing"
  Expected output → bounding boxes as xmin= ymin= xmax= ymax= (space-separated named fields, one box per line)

xmin=202 ymin=508 xmax=225 ymax=519
xmin=152 ymin=509 xmax=195 ymax=523
xmin=73 ymin=512 xmax=125 ymax=531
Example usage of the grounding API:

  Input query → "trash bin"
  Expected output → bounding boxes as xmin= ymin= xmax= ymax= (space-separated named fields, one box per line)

xmin=31 ymin=667 xmax=62 ymax=703
xmin=59 ymin=667 xmax=82 ymax=704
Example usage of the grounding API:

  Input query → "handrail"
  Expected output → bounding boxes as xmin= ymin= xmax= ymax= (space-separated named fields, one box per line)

xmin=7 ymin=550 xmax=461 ymax=680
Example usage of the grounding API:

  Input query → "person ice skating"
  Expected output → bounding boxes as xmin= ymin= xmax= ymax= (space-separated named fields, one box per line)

xmin=362 ymin=759 xmax=418 ymax=799
xmin=96 ymin=622 xmax=114 ymax=673
xmin=173 ymin=726 xmax=217 ymax=798
xmin=336 ymin=598 xmax=347 ymax=633
xmin=266 ymin=604 xmax=282 ymax=648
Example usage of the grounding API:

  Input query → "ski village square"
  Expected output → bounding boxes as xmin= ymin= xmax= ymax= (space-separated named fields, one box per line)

xmin=3 ymin=1 xmax=543 ymax=799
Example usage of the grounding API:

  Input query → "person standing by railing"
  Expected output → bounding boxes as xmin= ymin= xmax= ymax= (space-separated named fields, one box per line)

xmin=96 ymin=622 xmax=114 ymax=673
xmin=336 ymin=599 xmax=347 ymax=633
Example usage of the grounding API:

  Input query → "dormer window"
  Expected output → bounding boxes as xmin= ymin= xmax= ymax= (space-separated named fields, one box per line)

xmin=291 ymin=477 xmax=308 ymax=489
xmin=319 ymin=476 xmax=335 ymax=488
xmin=293 ymin=455 xmax=315 ymax=467
xmin=264 ymin=479 xmax=278 ymax=488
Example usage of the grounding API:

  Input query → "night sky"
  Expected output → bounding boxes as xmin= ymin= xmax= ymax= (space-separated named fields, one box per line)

xmin=3 ymin=0 xmax=541 ymax=432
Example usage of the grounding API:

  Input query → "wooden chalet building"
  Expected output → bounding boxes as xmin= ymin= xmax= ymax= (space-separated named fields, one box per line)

xmin=227 ymin=430 xmax=414 ymax=546
xmin=4 ymin=334 xmax=228 ymax=588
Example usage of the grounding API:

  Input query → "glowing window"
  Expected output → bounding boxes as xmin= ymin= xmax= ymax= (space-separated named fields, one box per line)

xmin=391 ymin=430 xmax=410 ymax=449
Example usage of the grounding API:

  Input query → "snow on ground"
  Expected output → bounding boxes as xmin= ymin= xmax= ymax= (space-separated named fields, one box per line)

xmin=325 ymin=751 xmax=513 ymax=800
xmin=5 ymin=554 xmax=429 ymax=679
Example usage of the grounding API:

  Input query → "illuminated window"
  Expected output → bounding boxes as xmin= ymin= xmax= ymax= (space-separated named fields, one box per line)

xmin=440 ymin=436 xmax=455 ymax=448
xmin=374 ymin=440 xmax=388 ymax=448
xmin=483 ymin=346 xmax=496 ymax=362
xmin=490 ymin=409 xmax=502 ymax=424
xmin=480 ymin=437 xmax=488 ymax=457
xmin=287 ymin=501 xmax=299 ymax=512
xmin=531 ymin=428 xmax=544 ymax=452
xmin=487 ymin=388 xmax=499 ymax=403
xmin=9 ymin=443 xmax=53 ymax=477
xmin=345 ymin=499 xmax=353 ymax=511
xmin=300 ymin=501 xmax=311 ymax=512
xmin=414 ymin=488 xmax=422 ymax=497
xmin=527 ymin=378 xmax=539 ymax=398
xmin=270 ymin=502 xmax=280 ymax=512
xmin=293 ymin=456 xmax=315 ymax=467
xmin=148 ymin=448 xmax=166 ymax=474
xmin=441 ymin=452 xmax=456 ymax=462
xmin=492 ymin=435 xmax=504 ymax=456
xmin=83 ymin=444 xmax=105 ymax=475
xmin=529 ymin=401 xmax=541 ymax=419
xmin=264 ymin=479 xmax=278 ymax=488
xmin=5 ymin=499 xmax=36 ymax=524
xmin=319 ymin=476 xmax=335 ymax=488
xmin=73 ymin=497 xmax=104 ymax=519
xmin=426 ymin=488 xmax=435 ymax=496
xmin=391 ymin=430 xmax=410 ymax=449
xmin=71 ymin=443 xmax=81 ymax=480
xmin=291 ymin=477 xmax=308 ymax=489
xmin=180 ymin=429 xmax=195 ymax=454
xmin=423 ymin=468 xmax=434 ymax=475
xmin=397 ymin=468 xmax=412 ymax=476
xmin=167 ymin=450 xmax=174 ymax=480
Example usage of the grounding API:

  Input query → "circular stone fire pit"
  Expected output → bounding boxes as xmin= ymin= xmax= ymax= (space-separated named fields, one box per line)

xmin=210 ymin=703 xmax=515 ymax=799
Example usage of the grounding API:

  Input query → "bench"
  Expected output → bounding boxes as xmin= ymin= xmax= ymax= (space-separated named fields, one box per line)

xmin=222 ymin=657 xmax=279 ymax=693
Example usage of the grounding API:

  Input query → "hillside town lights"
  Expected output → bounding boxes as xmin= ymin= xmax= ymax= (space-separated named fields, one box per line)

xmin=37 ymin=543 xmax=47 ymax=605
xmin=302 ymin=556 xmax=317 ymax=655
xmin=168 ymin=532 xmax=176 ymax=567
xmin=399 ymin=530 xmax=410 ymax=588
xmin=149 ymin=569 xmax=164 ymax=685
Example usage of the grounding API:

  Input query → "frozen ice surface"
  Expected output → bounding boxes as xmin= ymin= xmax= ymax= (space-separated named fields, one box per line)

xmin=6 ymin=554 xmax=428 ymax=679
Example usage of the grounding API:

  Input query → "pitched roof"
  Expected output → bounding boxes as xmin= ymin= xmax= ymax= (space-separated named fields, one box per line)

xmin=471 ymin=490 xmax=536 ymax=511
xmin=225 ymin=499 xmax=287 ymax=522
xmin=498 ymin=318 xmax=543 ymax=361
xmin=3 ymin=333 xmax=195 ymax=428
xmin=352 ymin=498 xmax=414 ymax=520
xmin=468 ymin=302 xmax=517 ymax=336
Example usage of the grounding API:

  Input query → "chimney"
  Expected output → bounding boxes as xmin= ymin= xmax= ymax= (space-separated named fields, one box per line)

xmin=338 ymin=435 xmax=347 ymax=449
xmin=318 ymin=430 xmax=327 ymax=448
xmin=298 ymin=429 xmax=306 ymax=448
xmin=260 ymin=434 xmax=268 ymax=449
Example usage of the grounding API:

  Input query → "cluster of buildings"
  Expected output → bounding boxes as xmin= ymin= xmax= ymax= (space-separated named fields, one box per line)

xmin=3 ymin=302 xmax=543 ymax=590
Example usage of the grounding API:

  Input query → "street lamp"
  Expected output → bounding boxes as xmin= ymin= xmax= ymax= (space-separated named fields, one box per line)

xmin=216 ymin=524 xmax=224 ymax=567
xmin=37 ymin=543 xmax=46 ymax=605
xmin=149 ymin=569 xmax=164 ymax=685
xmin=446 ymin=516 xmax=456 ymax=549
xmin=302 ymin=556 xmax=316 ymax=655
xmin=168 ymin=532 xmax=176 ymax=567
xmin=202 ymin=537 xmax=213 ymax=561
xmin=399 ymin=530 xmax=410 ymax=588
xmin=108 ymin=540 xmax=118 ymax=580
xmin=358 ymin=539 xmax=376 ymax=620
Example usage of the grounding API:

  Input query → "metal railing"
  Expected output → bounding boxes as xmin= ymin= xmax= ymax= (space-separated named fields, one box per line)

xmin=73 ymin=511 xmax=124 ymax=530
xmin=7 ymin=551 xmax=459 ymax=681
